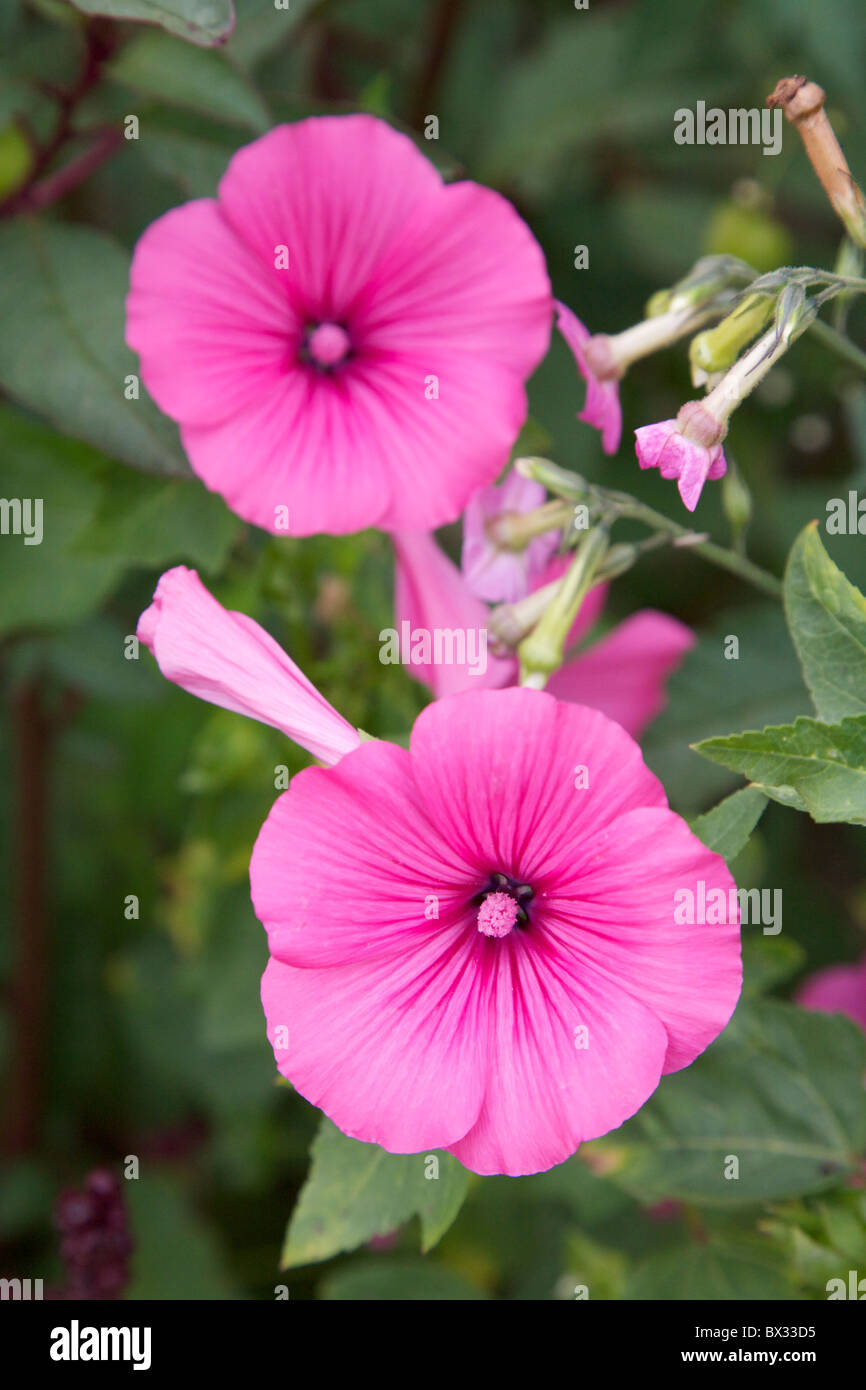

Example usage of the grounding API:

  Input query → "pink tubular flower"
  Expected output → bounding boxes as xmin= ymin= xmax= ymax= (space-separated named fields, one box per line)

xmin=796 ymin=953 xmax=866 ymax=1034
xmin=252 ymin=687 xmax=742 ymax=1175
xmin=556 ymin=301 xmax=622 ymax=454
xmin=461 ymin=472 xmax=560 ymax=604
xmin=137 ymin=566 xmax=360 ymax=766
xmin=393 ymin=534 xmax=693 ymax=738
xmin=126 ymin=115 xmax=553 ymax=537
xmin=635 ymin=401 xmax=727 ymax=512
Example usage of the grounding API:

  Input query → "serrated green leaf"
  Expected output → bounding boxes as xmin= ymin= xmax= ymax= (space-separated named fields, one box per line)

xmin=690 ymin=787 xmax=769 ymax=862
xmin=107 ymin=31 xmax=270 ymax=131
xmin=0 ymin=220 xmax=188 ymax=477
xmin=784 ymin=522 xmax=866 ymax=722
xmin=694 ymin=715 xmax=866 ymax=825
xmin=614 ymin=999 xmax=866 ymax=1207
xmin=69 ymin=0 xmax=235 ymax=48
xmin=281 ymin=1118 xmax=470 ymax=1268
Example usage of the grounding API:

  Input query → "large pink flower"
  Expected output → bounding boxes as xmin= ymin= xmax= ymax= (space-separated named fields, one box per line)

xmin=127 ymin=115 xmax=553 ymax=537
xmin=252 ymin=687 xmax=741 ymax=1175
xmin=393 ymin=532 xmax=693 ymax=738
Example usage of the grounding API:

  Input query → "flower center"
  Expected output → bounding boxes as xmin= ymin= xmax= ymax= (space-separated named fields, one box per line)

xmin=474 ymin=873 xmax=533 ymax=938
xmin=305 ymin=321 xmax=351 ymax=369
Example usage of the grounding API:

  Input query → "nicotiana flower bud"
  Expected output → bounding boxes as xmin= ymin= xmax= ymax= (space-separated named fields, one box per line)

xmin=690 ymin=292 xmax=776 ymax=386
xmin=638 ymin=307 xmax=817 ymax=510
xmin=138 ymin=567 xmax=361 ymax=766
xmin=557 ymin=292 xmax=727 ymax=455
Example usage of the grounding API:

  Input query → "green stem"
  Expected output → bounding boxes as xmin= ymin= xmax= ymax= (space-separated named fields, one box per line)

xmin=518 ymin=527 xmax=609 ymax=683
xmin=809 ymin=318 xmax=866 ymax=376
xmin=517 ymin=458 xmax=783 ymax=598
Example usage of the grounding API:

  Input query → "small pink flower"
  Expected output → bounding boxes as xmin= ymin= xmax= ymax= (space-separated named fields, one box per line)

xmin=796 ymin=953 xmax=866 ymax=1034
xmin=137 ymin=566 xmax=360 ymax=766
xmin=393 ymin=535 xmax=693 ymax=738
xmin=556 ymin=301 xmax=622 ymax=454
xmin=252 ymin=687 xmax=741 ymax=1175
xmin=127 ymin=115 xmax=553 ymax=537
xmin=461 ymin=472 xmax=560 ymax=604
xmin=635 ymin=402 xmax=727 ymax=512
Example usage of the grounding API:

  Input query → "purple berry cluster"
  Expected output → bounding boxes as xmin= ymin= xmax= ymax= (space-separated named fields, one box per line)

xmin=52 ymin=1168 xmax=132 ymax=1300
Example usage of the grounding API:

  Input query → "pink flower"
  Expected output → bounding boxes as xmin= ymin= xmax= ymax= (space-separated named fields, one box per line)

xmin=635 ymin=402 xmax=727 ymax=512
xmin=137 ymin=566 xmax=360 ymax=766
xmin=252 ymin=687 xmax=741 ymax=1174
xmin=556 ymin=301 xmax=622 ymax=454
xmin=796 ymin=953 xmax=866 ymax=1034
xmin=461 ymin=472 xmax=560 ymax=604
xmin=393 ymin=534 xmax=693 ymax=738
xmin=127 ymin=115 xmax=553 ymax=537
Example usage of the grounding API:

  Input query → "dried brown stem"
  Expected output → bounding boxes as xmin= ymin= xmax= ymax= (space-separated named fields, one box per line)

xmin=767 ymin=76 xmax=866 ymax=250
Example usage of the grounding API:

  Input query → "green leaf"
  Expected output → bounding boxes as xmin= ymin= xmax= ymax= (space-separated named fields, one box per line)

xmin=227 ymin=0 xmax=318 ymax=68
xmin=139 ymin=127 xmax=236 ymax=197
xmin=68 ymin=0 xmax=235 ymax=48
xmin=690 ymin=787 xmax=769 ymax=862
xmin=0 ymin=220 xmax=188 ymax=477
xmin=107 ymin=31 xmax=270 ymax=131
xmin=0 ymin=409 xmax=123 ymax=637
xmin=694 ymin=715 xmax=866 ymax=825
xmin=281 ymin=1119 xmax=470 ymax=1268
xmin=614 ymin=999 xmax=866 ymax=1207
xmin=76 ymin=468 xmax=238 ymax=574
xmin=624 ymin=1243 xmax=799 ymax=1300
xmin=741 ymin=935 xmax=805 ymax=998
xmin=784 ymin=522 xmax=866 ymax=722
xmin=320 ymin=1256 xmax=488 ymax=1301
xmin=642 ymin=604 xmax=807 ymax=810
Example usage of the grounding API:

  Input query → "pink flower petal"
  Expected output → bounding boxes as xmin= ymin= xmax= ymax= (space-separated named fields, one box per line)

xmin=261 ymin=935 xmax=489 ymax=1153
xmin=137 ymin=566 xmax=359 ymax=765
xmin=545 ymin=805 xmax=742 ymax=1072
xmin=181 ymin=350 xmax=531 ymax=536
xmin=392 ymin=530 xmax=516 ymax=696
xmin=217 ymin=116 xmax=444 ymax=321
xmin=556 ymin=301 xmax=622 ymax=454
xmin=546 ymin=611 xmax=694 ymax=736
xmin=447 ymin=943 xmax=669 ymax=1175
xmin=251 ymin=740 xmax=470 ymax=968
xmin=127 ymin=199 xmax=294 ymax=428
xmin=407 ymin=688 xmax=667 ymax=881
xmin=796 ymin=954 xmax=866 ymax=1033
xmin=461 ymin=472 xmax=559 ymax=604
